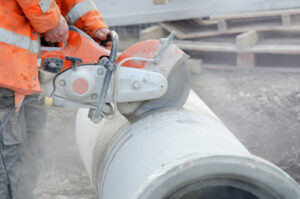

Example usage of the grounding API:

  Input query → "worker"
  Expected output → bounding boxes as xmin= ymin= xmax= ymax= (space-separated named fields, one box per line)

xmin=0 ymin=0 xmax=109 ymax=198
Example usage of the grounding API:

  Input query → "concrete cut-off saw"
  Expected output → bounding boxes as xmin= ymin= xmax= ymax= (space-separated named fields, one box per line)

xmin=39 ymin=26 xmax=190 ymax=123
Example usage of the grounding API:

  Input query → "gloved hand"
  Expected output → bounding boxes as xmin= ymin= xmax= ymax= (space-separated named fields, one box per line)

xmin=93 ymin=28 xmax=112 ymax=49
xmin=44 ymin=16 xmax=69 ymax=43
xmin=94 ymin=28 xmax=110 ymax=40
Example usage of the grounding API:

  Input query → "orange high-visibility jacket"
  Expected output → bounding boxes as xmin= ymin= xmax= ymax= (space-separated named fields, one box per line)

xmin=0 ymin=0 xmax=107 ymax=105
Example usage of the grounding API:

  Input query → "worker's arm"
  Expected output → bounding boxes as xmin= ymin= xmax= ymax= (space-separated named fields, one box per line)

xmin=59 ymin=0 xmax=109 ymax=40
xmin=16 ymin=0 xmax=61 ymax=33
xmin=17 ymin=0 xmax=69 ymax=42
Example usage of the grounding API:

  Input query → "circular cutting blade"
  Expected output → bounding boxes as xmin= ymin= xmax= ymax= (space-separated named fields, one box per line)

xmin=135 ymin=62 xmax=190 ymax=117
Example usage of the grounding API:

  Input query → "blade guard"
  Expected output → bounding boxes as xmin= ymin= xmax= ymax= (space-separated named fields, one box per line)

xmin=116 ymin=34 xmax=190 ymax=118
xmin=117 ymin=38 xmax=188 ymax=73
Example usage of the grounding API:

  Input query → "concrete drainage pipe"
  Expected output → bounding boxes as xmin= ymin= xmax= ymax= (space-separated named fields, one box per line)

xmin=75 ymin=91 xmax=300 ymax=199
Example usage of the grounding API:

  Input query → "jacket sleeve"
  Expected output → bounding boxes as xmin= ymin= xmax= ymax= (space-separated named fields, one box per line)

xmin=59 ymin=0 xmax=108 ymax=37
xmin=17 ymin=0 xmax=61 ymax=33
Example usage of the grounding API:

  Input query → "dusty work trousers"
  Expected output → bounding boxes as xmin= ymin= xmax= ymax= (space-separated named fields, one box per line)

xmin=0 ymin=88 xmax=47 ymax=199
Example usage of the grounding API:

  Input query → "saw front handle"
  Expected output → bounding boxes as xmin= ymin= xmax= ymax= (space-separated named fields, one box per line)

xmin=89 ymin=31 xmax=119 ymax=123
xmin=108 ymin=31 xmax=119 ymax=64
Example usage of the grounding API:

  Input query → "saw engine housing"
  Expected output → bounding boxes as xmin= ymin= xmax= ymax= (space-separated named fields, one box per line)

xmin=39 ymin=27 xmax=189 ymax=122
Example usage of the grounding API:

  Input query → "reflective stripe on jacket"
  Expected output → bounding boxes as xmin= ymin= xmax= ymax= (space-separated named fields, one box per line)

xmin=58 ymin=0 xmax=107 ymax=36
xmin=0 ymin=0 xmax=106 ymax=99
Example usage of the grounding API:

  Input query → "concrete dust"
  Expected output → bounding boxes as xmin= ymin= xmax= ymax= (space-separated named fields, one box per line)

xmin=34 ymin=108 xmax=96 ymax=199
xmin=34 ymin=65 xmax=300 ymax=198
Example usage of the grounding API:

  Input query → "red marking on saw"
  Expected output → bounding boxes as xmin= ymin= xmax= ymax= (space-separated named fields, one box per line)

xmin=73 ymin=78 xmax=89 ymax=95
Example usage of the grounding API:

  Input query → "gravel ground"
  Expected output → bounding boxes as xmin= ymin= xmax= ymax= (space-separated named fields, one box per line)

xmin=190 ymin=67 xmax=300 ymax=182
xmin=34 ymin=65 xmax=300 ymax=198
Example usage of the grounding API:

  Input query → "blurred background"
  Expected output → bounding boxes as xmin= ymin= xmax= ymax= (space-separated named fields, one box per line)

xmin=35 ymin=0 xmax=300 ymax=198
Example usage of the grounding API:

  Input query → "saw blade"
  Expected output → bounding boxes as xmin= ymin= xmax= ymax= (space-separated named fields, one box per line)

xmin=135 ymin=62 xmax=190 ymax=117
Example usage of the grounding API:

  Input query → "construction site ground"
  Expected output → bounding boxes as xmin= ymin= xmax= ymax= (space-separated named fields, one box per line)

xmin=34 ymin=44 xmax=300 ymax=198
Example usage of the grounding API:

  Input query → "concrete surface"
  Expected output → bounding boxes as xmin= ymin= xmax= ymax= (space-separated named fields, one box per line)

xmin=34 ymin=65 xmax=300 ymax=198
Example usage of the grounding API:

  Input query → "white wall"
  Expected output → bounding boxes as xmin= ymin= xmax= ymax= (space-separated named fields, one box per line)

xmin=95 ymin=0 xmax=300 ymax=26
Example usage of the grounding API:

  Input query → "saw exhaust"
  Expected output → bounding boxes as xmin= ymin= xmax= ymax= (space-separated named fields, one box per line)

xmin=75 ymin=91 xmax=300 ymax=199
